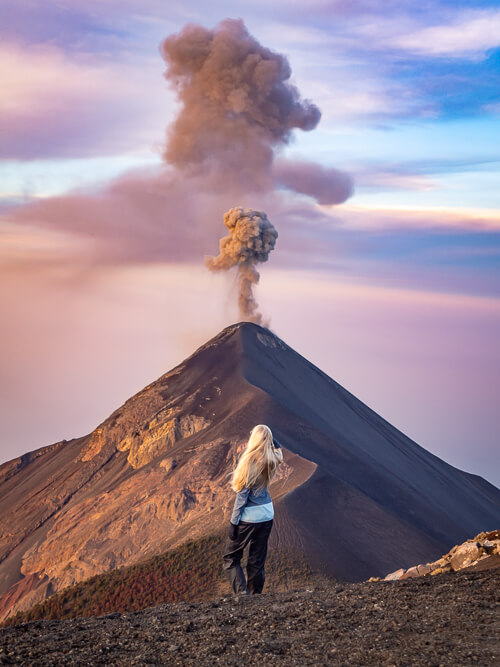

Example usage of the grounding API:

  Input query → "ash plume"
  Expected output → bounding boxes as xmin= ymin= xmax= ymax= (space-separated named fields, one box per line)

xmin=160 ymin=19 xmax=321 ymax=187
xmin=206 ymin=207 xmax=278 ymax=324
xmin=3 ymin=19 xmax=354 ymax=302
xmin=273 ymin=159 xmax=354 ymax=205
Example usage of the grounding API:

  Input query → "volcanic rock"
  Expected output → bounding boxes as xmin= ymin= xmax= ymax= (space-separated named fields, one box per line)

xmin=450 ymin=542 xmax=482 ymax=571
xmin=384 ymin=568 xmax=406 ymax=581
xmin=383 ymin=530 xmax=500 ymax=580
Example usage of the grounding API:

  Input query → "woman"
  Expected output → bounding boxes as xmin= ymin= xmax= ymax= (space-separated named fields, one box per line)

xmin=223 ymin=424 xmax=283 ymax=595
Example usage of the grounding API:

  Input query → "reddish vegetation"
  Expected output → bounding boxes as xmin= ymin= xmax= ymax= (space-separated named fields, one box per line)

xmin=2 ymin=534 xmax=315 ymax=626
xmin=2 ymin=536 xmax=226 ymax=625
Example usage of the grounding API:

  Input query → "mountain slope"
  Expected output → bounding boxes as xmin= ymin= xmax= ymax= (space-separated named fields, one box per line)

xmin=1 ymin=322 xmax=499 ymax=621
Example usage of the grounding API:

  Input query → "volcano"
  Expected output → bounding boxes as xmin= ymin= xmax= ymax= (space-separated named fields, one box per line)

xmin=1 ymin=322 xmax=499 ymax=621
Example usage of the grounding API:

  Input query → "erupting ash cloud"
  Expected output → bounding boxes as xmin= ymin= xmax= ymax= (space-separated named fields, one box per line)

xmin=3 ymin=19 xmax=353 ymax=324
xmin=160 ymin=18 xmax=347 ymax=322
xmin=206 ymin=207 xmax=278 ymax=324
xmin=160 ymin=18 xmax=321 ymax=187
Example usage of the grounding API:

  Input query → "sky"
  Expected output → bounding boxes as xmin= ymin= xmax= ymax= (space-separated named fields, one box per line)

xmin=1 ymin=0 xmax=499 ymax=487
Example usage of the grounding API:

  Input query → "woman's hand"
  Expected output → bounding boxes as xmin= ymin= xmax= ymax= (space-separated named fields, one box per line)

xmin=228 ymin=522 xmax=238 ymax=540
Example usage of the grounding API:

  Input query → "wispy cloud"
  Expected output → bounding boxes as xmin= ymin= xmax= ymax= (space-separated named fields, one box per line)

xmin=483 ymin=101 xmax=500 ymax=114
xmin=390 ymin=9 xmax=500 ymax=59
xmin=4 ymin=176 xmax=499 ymax=303
xmin=332 ymin=204 xmax=500 ymax=231
xmin=352 ymin=168 xmax=438 ymax=192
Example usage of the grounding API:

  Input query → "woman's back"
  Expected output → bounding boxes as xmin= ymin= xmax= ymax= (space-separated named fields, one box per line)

xmin=231 ymin=483 xmax=274 ymax=524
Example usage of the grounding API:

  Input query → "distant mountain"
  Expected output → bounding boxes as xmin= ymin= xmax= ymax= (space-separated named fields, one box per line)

xmin=1 ymin=322 xmax=499 ymax=622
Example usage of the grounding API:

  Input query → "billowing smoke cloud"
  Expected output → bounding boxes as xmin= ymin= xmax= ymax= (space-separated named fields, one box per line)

xmin=160 ymin=18 xmax=321 ymax=188
xmin=3 ymin=18 xmax=354 ymax=322
xmin=3 ymin=19 xmax=352 ymax=268
xmin=160 ymin=19 xmax=351 ymax=321
xmin=206 ymin=207 xmax=278 ymax=324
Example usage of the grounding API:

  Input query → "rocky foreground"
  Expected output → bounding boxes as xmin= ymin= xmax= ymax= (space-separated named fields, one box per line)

xmin=1 ymin=569 xmax=498 ymax=666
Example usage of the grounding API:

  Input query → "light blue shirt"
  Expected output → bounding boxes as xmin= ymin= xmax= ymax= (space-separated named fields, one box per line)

xmin=230 ymin=486 xmax=274 ymax=524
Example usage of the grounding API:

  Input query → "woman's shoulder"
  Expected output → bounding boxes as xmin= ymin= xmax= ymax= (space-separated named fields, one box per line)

xmin=250 ymin=484 xmax=270 ymax=497
xmin=239 ymin=485 xmax=263 ymax=494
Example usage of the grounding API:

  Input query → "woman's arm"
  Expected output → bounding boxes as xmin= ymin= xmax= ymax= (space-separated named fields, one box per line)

xmin=230 ymin=488 xmax=250 ymax=526
xmin=273 ymin=437 xmax=284 ymax=465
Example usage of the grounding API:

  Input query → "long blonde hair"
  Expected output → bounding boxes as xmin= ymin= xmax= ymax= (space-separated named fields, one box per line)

xmin=231 ymin=424 xmax=283 ymax=492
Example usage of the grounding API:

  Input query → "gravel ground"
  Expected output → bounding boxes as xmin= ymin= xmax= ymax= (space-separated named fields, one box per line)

xmin=1 ymin=569 xmax=498 ymax=666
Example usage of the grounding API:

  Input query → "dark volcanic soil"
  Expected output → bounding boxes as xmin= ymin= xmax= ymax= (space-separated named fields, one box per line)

xmin=1 ymin=570 xmax=498 ymax=666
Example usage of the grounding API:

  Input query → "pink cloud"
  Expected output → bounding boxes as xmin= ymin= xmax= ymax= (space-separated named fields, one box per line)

xmin=1 ymin=166 xmax=342 ymax=269
xmin=3 ymin=172 xmax=498 ymax=283
xmin=353 ymin=168 xmax=438 ymax=192
xmin=0 ymin=42 xmax=169 ymax=159
xmin=3 ymin=168 xmax=215 ymax=262
xmin=328 ymin=204 xmax=500 ymax=231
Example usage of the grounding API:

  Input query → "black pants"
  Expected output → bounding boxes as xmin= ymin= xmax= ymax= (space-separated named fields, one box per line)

xmin=222 ymin=520 xmax=273 ymax=595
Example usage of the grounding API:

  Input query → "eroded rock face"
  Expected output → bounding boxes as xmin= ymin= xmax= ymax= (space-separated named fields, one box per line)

xmin=119 ymin=415 xmax=210 ymax=469
xmin=0 ymin=351 xmax=236 ymax=622
xmin=19 ymin=439 xmax=237 ymax=595
xmin=79 ymin=366 xmax=198 ymax=466
xmin=80 ymin=428 xmax=107 ymax=462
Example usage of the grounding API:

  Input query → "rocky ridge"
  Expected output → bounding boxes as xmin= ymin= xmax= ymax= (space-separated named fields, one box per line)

xmin=381 ymin=530 xmax=500 ymax=581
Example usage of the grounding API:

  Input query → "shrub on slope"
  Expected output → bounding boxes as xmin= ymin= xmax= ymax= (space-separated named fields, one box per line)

xmin=3 ymin=534 xmax=315 ymax=626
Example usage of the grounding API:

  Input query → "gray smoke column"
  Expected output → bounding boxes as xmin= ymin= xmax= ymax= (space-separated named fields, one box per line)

xmin=206 ymin=207 xmax=278 ymax=324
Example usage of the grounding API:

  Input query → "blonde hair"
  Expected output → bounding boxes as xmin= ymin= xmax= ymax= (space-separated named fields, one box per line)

xmin=231 ymin=424 xmax=283 ymax=492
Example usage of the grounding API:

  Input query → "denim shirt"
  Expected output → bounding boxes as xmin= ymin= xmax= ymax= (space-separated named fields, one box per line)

xmin=230 ymin=485 xmax=274 ymax=525
xmin=230 ymin=439 xmax=281 ymax=525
